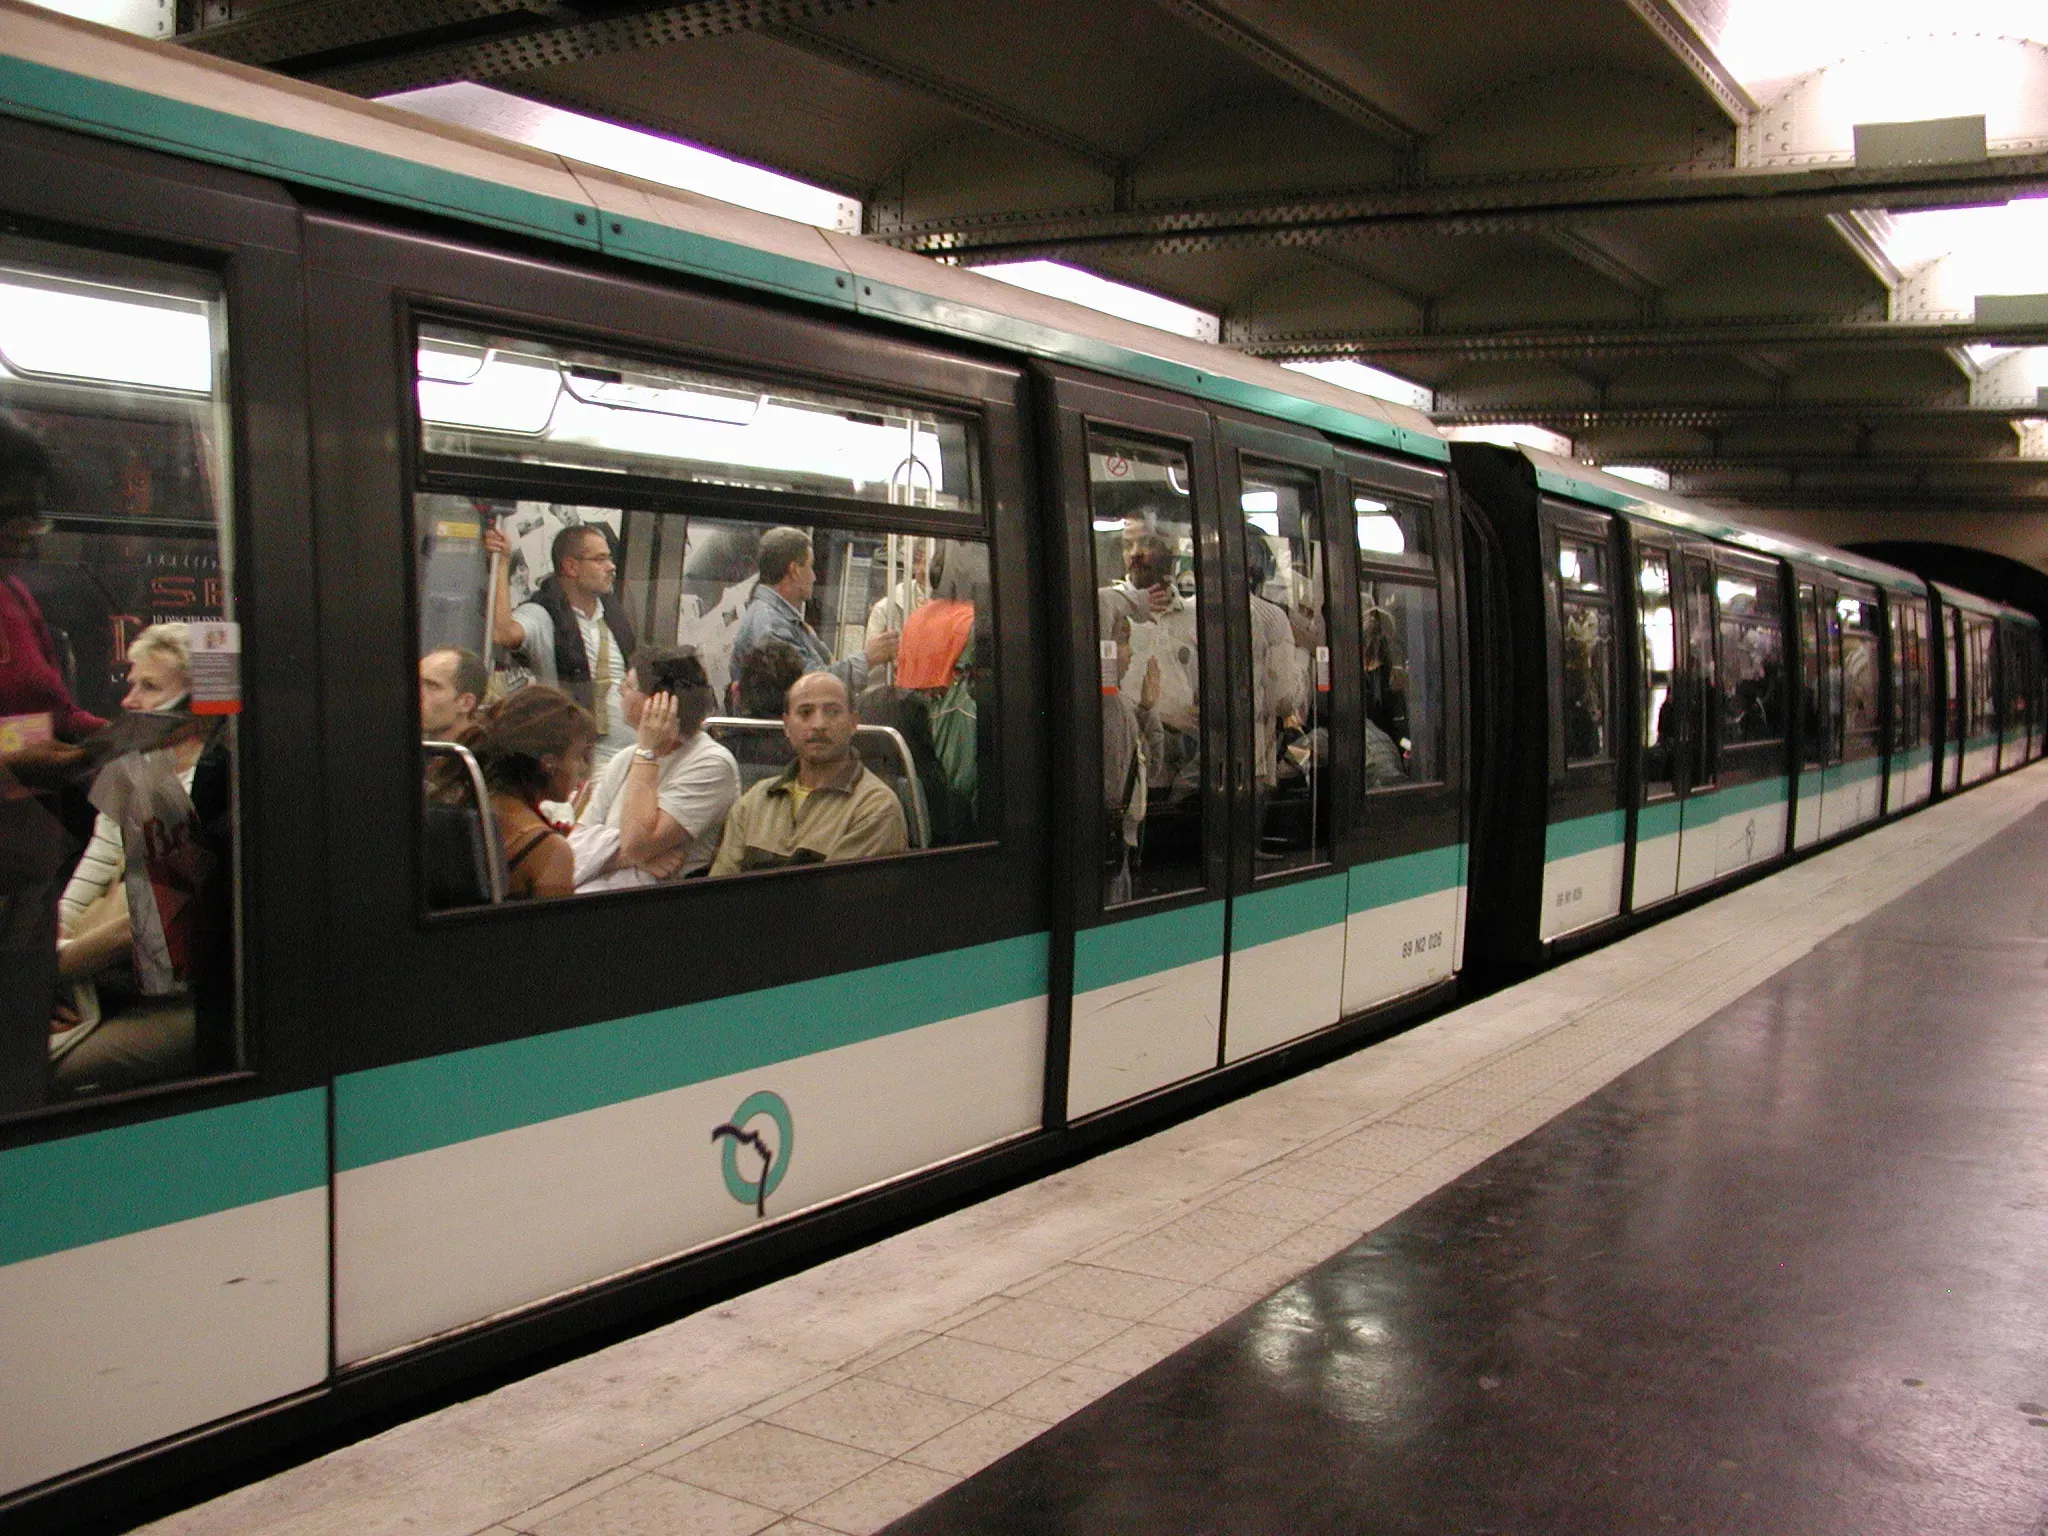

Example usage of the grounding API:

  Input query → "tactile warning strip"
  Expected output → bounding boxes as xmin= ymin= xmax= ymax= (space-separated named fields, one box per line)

xmin=142 ymin=763 xmax=2048 ymax=1536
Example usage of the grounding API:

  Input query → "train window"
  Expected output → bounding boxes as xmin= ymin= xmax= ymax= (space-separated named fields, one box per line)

xmin=1946 ymin=609 xmax=1963 ymax=741
xmin=1355 ymin=485 xmax=1445 ymax=789
xmin=417 ymin=323 xmax=979 ymax=519
xmin=1837 ymin=593 xmax=1880 ymax=745
xmin=1716 ymin=571 xmax=1783 ymax=746
xmin=1890 ymin=600 xmax=1927 ymax=752
xmin=1241 ymin=466 xmax=1328 ymax=876
xmin=0 ymin=238 xmax=240 ymax=1115
xmin=1967 ymin=618 xmax=1995 ymax=740
xmin=1352 ymin=494 xmax=1430 ymax=570
xmin=1557 ymin=535 xmax=1607 ymax=593
xmin=1561 ymin=600 xmax=1614 ymax=764
xmin=1638 ymin=550 xmax=1676 ymax=797
xmin=1797 ymin=583 xmax=1825 ymax=769
xmin=1088 ymin=434 xmax=1202 ymax=907
xmin=416 ymin=496 xmax=995 ymax=904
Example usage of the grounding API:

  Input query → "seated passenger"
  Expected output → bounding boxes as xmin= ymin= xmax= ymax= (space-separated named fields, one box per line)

xmin=576 ymin=646 xmax=739 ymax=889
xmin=736 ymin=637 xmax=806 ymax=719
xmin=420 ymin=645 xmax=487 ymax=741
xmin=467 ymin=686 xmax=596 ymax=901
xmin=710 ymin=671 xmax=908 ymax=875
xmin=53 ymin=623 xmax=214 ymax=1095
xmin=729 ymin=526 xmax=897 ymax=696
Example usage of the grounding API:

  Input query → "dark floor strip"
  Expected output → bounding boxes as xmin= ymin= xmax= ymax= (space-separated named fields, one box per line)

xmin=886 ymin=804 xmax=2048 ymax=1536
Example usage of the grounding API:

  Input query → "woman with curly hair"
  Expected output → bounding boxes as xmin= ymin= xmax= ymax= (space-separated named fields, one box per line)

xmin=465 ymin=685 xmax=597 ymax=901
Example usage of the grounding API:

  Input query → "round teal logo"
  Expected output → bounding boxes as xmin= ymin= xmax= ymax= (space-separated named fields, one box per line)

xmin=711 ymin=1091 xmax=793 ymax=1217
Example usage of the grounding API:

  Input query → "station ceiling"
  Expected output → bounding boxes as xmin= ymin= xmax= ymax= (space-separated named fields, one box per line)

xmin=178 ymin=0 xmax=2048 ymax=520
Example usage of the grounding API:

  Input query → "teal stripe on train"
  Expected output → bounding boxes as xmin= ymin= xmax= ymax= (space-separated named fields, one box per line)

xmin=1348 ymin=843 xmax=1466 ymax=912
xmin=0 ymin=1089 xmax=325 ymax=1267
xmin=1638 ymin=801 xmax=1682 ymax=840
xmin=1545 ymin=810 xmax=1626 ymax=861
xmin=1712 ymin=776 xmax=1788 ymax=814
xmin=1233 ymin=872 xmax=1347 ymax=951
xmin=0 ymin=56 xmax=1442 ymax=463
xmin=1074 ymin=901 xmax=1224 ymax=995
xmin=337 ymin=934 xmax=1048 ymax=1173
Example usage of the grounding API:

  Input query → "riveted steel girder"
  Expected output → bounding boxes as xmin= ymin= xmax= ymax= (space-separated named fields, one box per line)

xmin=1435 ymin=403 xmax=2047 ymax=428
xmin=182 ymin=0 xmax=902 ymax=96
xmin=1246 ymin=318 xmax=2048 ymax=363
xmin=874 ymin=154 xmax=2048 ymax=256
xmin=1652 ymin=455 xmax=2048 ymax=474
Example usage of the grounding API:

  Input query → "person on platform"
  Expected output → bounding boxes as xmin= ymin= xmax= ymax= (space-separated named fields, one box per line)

xmin=709 ymin=671 xmax=906 ymax=875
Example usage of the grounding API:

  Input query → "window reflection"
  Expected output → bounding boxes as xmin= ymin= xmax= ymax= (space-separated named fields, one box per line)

xmin=1355 ymin=486 xmax=1444 ymax=790
xmin=1639 ymin=551 xmax=1675 ymax=796
xmin=1717 ymin=571 xmax=1783 ymax=746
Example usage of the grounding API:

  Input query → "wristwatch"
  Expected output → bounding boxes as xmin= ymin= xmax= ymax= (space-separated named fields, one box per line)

xmin=632 ymin=747 xmax=660 ymax=763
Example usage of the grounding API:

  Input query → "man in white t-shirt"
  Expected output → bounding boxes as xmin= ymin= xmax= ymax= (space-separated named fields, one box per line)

xmin=576 ymin=645 xmax=739 ymax=889
xmin=484 ymin=521 xmax=637 ymax=766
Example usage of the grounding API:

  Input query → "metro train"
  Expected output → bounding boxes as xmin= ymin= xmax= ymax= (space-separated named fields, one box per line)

xmin=0 ymin=7 xmax=2040 ymax=1526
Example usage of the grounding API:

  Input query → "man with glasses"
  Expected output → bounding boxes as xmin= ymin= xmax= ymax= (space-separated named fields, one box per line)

xmin=484 ymin=520 xmax=637 ymax=767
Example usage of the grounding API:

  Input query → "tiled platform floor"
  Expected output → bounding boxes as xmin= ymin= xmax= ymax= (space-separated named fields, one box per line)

xmin=143 ymin=762 xmax=2048 ymax=1536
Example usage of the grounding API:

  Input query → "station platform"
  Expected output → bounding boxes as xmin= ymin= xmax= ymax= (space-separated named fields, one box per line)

xmin=146 ymin=764 xmax=2048 ymax=1536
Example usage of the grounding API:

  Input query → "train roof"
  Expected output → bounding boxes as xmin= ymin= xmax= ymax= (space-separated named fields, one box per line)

xmin=1520 ymin=450 xmax=1931 ymax=598
xmin=1934 ymin=582 xmax=2039 ymax=625
xmin=0 ymin=0 xmax=1449 ymax=467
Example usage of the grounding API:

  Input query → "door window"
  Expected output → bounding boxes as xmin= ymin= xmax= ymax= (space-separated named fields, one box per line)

xmin=1089 ymin=434 xmax=1203 ymax=906
xmin=1241 ymin=465 xmax=1327 ymax=875
xmin=0 ymin=238 xmax=240 ymax=1113
xmin=1837 ymin=591 xmax=1881 ymax=754
xmin=1716 ymin=570 xmax=1783 ymax=747
xmin=1680 ymin=556 xmax=1717 ymax=788
xmin=1638 ymin=549 xmax=1676 ymax=797
xmin=1556 ymin=533 xmax=1615 ymax=766
xmin=1354 ymin=487 xmax=1444 ymax=787
xmin=1797 ymin=583 xmax=1825 ymax=770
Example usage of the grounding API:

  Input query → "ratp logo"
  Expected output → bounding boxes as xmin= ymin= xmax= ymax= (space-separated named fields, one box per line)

xmin=712 ymin=1091 xmax=793 ymax=1218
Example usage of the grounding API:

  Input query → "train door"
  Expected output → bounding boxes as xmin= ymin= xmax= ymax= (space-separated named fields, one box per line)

xmin=1627 ymin=532 xmax=1682 ymax=907
xmin=1998 ymin=618 xmax=2026 ymax=771
xmin=1048 ymin=375 xmax=1229 ymax=1118
xmin=1793 ymin=579 xmax=1827 ymax=846
xmin=1538 ymin=504 xmax=1625 ymax=939
xmin=1942 ymin=604 xmax=1965 ymax=791
xmin=1826 ymin=583 xmax=1884 ymax=834
xmin=1963 ymin=615 xmax=1997 ymax=783
xmin=1707 ymin=555 xmax=1790 ymax=875
xmin=1885 ymin=595 xmax=1933 ymax=812
xmin=1336 ymin=450 xmax=1463 ymax=1017
xmin=1673 ymin=548 xmax=1720 ymax=892
xmin=1216 ymin=420 xmax=1349 ymax=1064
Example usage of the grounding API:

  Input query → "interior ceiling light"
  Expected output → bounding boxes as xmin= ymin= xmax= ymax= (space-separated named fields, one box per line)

xmin=377 ymin=83 xmax=861 ymax=233
xmin=967 ymin=262 xmax=1221 ymax=343
xmin=1444 ymin=423 xmax=1574 ymax=459
xmin=1282 ymin=359 xmax=1433 ymax=413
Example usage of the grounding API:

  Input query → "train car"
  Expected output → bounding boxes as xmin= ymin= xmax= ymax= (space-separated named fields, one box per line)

xmin=1450 ymin=443 xmax=1952 ymax=969
xmin=0 ymin=7 xmax=2037 ymax=1528
xmin=1930 ymin=582 xmax=2027 ymax=789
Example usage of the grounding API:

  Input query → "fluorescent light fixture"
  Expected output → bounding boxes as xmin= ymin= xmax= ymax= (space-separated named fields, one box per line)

xmin=1283 ymin=359 xmax=1433 ymax=413
xmin=19 ymin=0 xmax=170 ymax=37
xmin=379 ymin=83 xmax=861 ymax=232
xmin=1092 ymin=518 xmax=1126 ymax=532
xmin=1445 ymin=423 xmax=1575 ymax=458
xmin=0 ymin=275 xmax=212 ymax=393
xmin=1353 ymin=496 xmax=1389 ymax=513
xmin=1603 ymin=465 xmax=1672 ymax=490
xmin=969 ymin=261 xmax=1221 ymax=343
xmin=1240 ymin=490 xmax=1279 ymax=513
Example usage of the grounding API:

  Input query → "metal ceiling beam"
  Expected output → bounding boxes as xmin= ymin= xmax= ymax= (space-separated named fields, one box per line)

xmin=874 ymin=154 xmax=2048 ymax=258
xmin=1243 ymin=317 xmax=2048 ymax=363
xmin=182 ymin=0 xmax=902 ymax=97
xmin=762 ymin=24 xmax=1124 ymax=177
xmin=1146 ymin=0 xmax=1421 ymax=153
xmin=1436 ymin=402 xmax=2047 ymax=427
xmin=1615 ymin=0 xmax=1756 ymax=125
xmin=1683 ymin=488 xmax=2048 ymax=509
xmin=1652 ymin=455 xmax=2048 ymax=474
